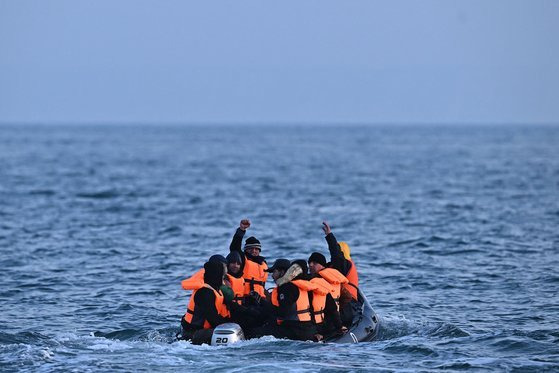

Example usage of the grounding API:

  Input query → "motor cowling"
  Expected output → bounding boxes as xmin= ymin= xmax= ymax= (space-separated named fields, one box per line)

xmin=211 ymin=323 xmax=245 ymax=346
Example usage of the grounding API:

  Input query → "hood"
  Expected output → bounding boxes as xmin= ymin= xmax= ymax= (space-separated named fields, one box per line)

xmin=203 ymin=261 xmax=224 ymax=290
xmin=338 ymin=241 xmax=352 ymax=260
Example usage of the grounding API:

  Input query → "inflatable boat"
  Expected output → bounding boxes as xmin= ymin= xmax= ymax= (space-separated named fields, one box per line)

xmin=210 ymin=288 xmax=379 ymax=345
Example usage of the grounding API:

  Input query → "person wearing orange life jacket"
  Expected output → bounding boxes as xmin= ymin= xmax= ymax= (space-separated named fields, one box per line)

xmin=308 ymin=252 xmax=347 ymax=338
xmin=229 ymin=219 xmax=268 ymax=297
xmin=321 ymin=221 xmax=361 ymax=327
xmin=248 ymin=259 xmax=317 ymax=341
xmin=178 ymin=261 xmax=231 ymax=345
xmin=224 ymin=252 xmax=245 ymax=305
xmin=288 ymin=259 xmax=335 ymax=342
xmin=223 ymin=250 xmax=268 ymax=330
xmin=308 ymin=252 xmax=349 ymax=310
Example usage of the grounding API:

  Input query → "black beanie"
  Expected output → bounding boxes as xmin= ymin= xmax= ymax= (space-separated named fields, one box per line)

xmin=226 ymin=251 xmax=242 ymax=264
xmin=308 ymin=252 xmax=327 ymax=267
xmin=291 ymin=259 xmax=308 ymax=274
xmin=208 ymin=254 xmax=227 ymax=265
xmin=204 ymin=261 xmax=224 ymax=290
xmin=244 ymin=236 xmax=261 ymax=251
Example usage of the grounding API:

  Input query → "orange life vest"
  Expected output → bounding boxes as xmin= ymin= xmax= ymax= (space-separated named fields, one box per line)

xmin=271 ymin=279 xmax=316 ymax=324
xmin=343 ymin=259 xmax=359 ymax=300
xmin=181 ymin=268 xmax=204 ymax=290
xmin=183 ymin=282 xmax=230 ymax=329
xmin=318 ymin=267 xmax=349 ymax=310
xmin=242 ymin=258 xmax=268 ymax=297
xmin=226 ymin=274 xmax=245 ymax=305
xmin=309 ymin=277 xmax=334 ymax=324
xmin=182 ymin=268 xmax=244 ymax=305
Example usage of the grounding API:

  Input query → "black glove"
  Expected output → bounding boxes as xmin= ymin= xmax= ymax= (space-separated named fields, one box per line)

xmin=248 ymin=291 xmax=261 ymax=305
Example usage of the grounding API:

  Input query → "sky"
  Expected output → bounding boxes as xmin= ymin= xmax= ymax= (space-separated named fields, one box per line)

xmin=0 ymin=0 xmax=558 ymax=125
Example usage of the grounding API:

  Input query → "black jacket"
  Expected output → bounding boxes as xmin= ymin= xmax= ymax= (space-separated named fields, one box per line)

xmin=187 ymin=286 xmax=230 ymax=330
xmin=326 ymin=232 xmax=352 ymax=276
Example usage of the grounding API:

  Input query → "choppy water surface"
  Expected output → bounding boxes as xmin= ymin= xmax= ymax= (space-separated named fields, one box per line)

xmin=1 ymin=124 xmax=558 ymax=371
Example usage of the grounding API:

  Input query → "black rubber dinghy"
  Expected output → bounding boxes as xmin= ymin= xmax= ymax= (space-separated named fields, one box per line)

xmin=209 ymin=288 xmax=379 ymax=345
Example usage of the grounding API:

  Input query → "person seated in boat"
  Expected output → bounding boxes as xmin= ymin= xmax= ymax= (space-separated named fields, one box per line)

xmin=178 ymin=261 xmax=231 ymax=345
xmin=249 ymin=259 xmax=317 ymax=341
xmin=307 ymin=252 xmax=348 ymax=339
xmin=289 ymin=259 xmax=337 ymax=342
xmin=224 ymin=252 xmax=245 ymax=304
xmin=225 ymin=251 xmax=268 ymax=329
xmin=229 ymin=219 xmax=268 ymax=298
xmin=322 ymin=221 xmax=360 ymax=326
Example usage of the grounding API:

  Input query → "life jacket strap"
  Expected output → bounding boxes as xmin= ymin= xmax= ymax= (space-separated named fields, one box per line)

xmin=186 ymin=308 xmax=195 ymax=315
xmin=247 ymin=278 xmax=266 ymax=292
xmin=296 ymin=307 xmax=312 ymax=315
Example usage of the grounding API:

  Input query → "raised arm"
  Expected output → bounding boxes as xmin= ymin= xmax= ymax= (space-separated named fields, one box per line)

xmin=229 ymin=219 xmax=250 ymax=269
xmin=322 ymin=221 xmax=351 ymax=275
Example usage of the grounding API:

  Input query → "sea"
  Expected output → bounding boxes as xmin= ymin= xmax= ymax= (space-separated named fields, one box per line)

xmin=0 ymin=124 xmax=558 ymax=372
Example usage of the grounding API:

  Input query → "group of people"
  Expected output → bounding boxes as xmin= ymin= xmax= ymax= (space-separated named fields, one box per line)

xmin=177 ymin=220 xmax=361 ymax=345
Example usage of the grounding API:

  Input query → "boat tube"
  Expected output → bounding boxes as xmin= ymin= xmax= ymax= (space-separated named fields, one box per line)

xmin=326 ymin=288 xmax=380 ymax=343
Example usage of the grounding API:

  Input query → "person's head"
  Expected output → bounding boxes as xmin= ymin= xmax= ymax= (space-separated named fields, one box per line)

xmin=291 ymin=259 xmax=308 ymax=276
xmin=226 ymin=252 xmax=242 ymax=275
xmin=308 ymin=252 xmax=327 ymax=275
xmin=265 ymin=258 xmax=291 ymax=283
xmin=208 ymin=254 xmax=228 ymax=277
xmin=244 ymin=236 xmax=261 ymax=257
xmin=203 ymin=260 xmax=225 ymax=290
xmin=208 ymin=254 xmax=227 ymax=265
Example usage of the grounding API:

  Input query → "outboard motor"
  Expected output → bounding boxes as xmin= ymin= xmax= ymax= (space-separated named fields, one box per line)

xmin=211 ymin=323 xmax=245 ymax=346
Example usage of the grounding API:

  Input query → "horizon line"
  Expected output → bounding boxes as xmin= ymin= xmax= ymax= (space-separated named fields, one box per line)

xmin=1 ymin=120 xmax=558 ymax=127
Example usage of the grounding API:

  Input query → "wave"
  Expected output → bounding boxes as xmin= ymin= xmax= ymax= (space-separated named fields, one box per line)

xmin=0 ymin=331 xmax=51 ymax=345
xmin=76 ymin=190 xmax=120 ymax=199
xmin=28 ymin=189 xmax=56 ymax=196
xmin=375 ymin=314 xmax=469 ymax=341
xmin=2 ymin=326 xmax=557 ymax=372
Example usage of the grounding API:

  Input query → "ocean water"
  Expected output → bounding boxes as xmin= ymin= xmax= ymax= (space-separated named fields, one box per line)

xmin=0 ymin=124 xmax=558 ymax=372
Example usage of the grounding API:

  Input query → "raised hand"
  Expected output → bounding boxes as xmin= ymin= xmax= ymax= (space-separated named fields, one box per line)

xmin=322 ymin=221 xmax=331 ymax=235
xmin=240 ymin=219 xmax=251 ymax=231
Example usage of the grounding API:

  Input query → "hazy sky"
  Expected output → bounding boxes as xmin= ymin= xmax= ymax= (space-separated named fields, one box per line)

xmin=1 ymin=1 xmax=558 ymax=124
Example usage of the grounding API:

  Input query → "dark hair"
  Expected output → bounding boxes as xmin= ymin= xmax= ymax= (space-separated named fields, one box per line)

xmin=226 ymin=251 xmax=242 ymax=264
